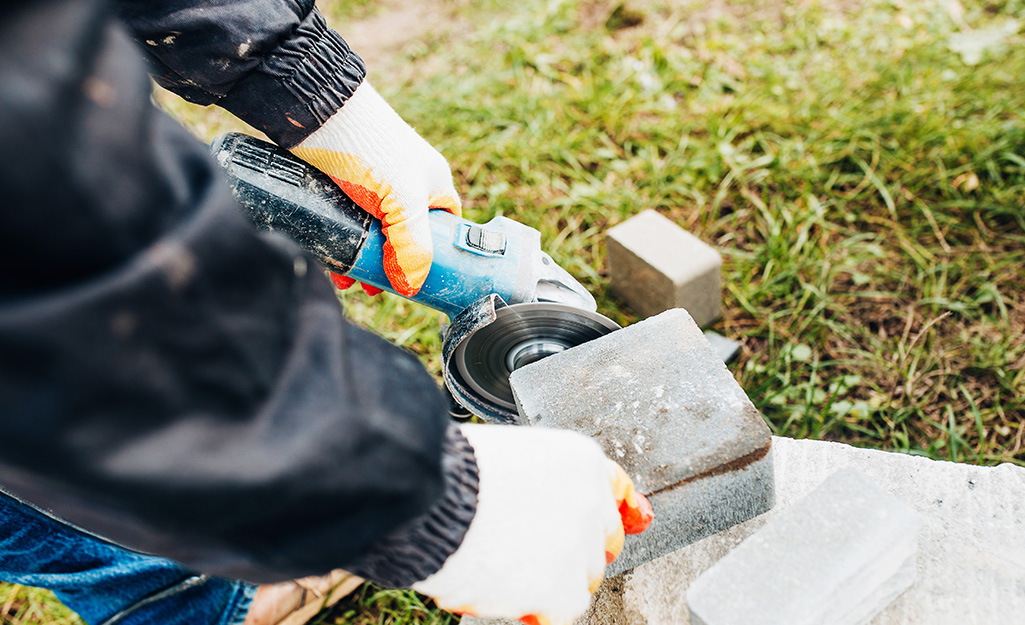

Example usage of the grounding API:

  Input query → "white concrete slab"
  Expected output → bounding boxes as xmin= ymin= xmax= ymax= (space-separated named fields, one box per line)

xmin=467 ymin=437 xmax=1025 ymax=625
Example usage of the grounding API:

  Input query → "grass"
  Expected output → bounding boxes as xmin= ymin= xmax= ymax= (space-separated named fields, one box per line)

xmin=318 ymin=586 xmax=458 ymax=625
xmin=0 ymin=584 xmax=81 ymax=625
xmin=4 ymin=0 xmax=1024 ymax=623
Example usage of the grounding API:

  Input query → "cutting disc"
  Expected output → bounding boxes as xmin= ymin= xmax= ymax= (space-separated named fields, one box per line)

xmin=453 ymin=302 xmax=620 ymax=412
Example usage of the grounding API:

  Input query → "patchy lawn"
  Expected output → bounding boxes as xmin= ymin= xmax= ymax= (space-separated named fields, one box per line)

xmin=4 ymin=0 xmax=1022 ymax=623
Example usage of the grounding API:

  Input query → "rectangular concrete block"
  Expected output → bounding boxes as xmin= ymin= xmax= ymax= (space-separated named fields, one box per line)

xmin=606 ymin=210 xmax=722 ymax=326
xmin=581 ymin=438 xmax=1025 ymax=625
xmin=510 ymin=308 xmax=774 ymax=576
xmin=686 ymin=469 xmax=918 ymax=625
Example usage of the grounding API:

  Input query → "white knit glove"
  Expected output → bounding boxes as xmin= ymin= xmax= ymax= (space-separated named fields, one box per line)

xmin=290 ymin=81 xmax=460 ymax=296
xmin=412 ymin=424 xmax=653 ymax=625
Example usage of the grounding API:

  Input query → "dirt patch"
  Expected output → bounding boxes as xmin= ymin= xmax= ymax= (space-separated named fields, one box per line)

xmin=343 ymin=0 xmax=859 ymax=75
xmin=339 ymin=0 xmax=470 ymax=78
xmin=578 ymin=0 xmax=862 ymax=40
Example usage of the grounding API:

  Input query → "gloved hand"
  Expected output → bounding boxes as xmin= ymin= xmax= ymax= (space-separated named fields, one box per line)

xmin=412 ymin=423 xmax=654 ymax=625
xmin=290 ymin=81 xmax=461 ymax=296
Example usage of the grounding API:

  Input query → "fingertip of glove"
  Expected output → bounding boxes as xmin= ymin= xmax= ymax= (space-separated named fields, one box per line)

xmin=328 ymin=272 xmax=385 ymax=296
xmin=329 ymin=272 xmax=356 ymax=290
xmin=619 ymin=492 xmax=654 ymax=535
xmin=389 ymin=273 xmax=423 ymax=297
xmin=429 ymin=193 xmax=462 ymax=217
xmin=380 ymin=228 xmax=432 ymax=297
xmin=383 ymin=254 xmax=429 ymax=297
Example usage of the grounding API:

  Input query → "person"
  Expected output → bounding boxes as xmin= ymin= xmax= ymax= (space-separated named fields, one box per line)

xmin=0 ymin=2 xmax=653 ymax=625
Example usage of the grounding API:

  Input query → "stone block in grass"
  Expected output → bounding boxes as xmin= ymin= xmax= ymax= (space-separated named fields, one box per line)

xmin=606 ymin=210 xmax=722 ymax=326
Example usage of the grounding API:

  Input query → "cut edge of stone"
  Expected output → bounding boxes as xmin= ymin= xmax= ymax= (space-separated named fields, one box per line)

xmin=608 ymin=446 xmax=775 ymax=577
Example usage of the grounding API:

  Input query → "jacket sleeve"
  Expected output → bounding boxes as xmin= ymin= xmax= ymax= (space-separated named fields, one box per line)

xmin=0 ymin=0 xmax=474 ymax=584
xmin=113 ymin=0 xmax=365 ymax=148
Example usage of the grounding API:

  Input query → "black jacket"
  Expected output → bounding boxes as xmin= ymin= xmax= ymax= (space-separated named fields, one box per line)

xmin=0 ymin=0 xmax=476 ymax=586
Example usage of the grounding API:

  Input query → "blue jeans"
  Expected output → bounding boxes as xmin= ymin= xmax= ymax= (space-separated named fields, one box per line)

xmin=0 ymin=487 xmax=256 ymax=625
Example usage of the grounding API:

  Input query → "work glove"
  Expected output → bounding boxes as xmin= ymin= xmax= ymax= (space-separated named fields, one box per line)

xmin=412 ymin=423 xmax=654 ymax=625
xmin=290 ymin=81 xmax=461 ymax=297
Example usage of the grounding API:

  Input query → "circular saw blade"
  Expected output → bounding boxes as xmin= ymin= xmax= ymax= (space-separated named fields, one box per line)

xmin=453 ymin=302 xmax=620 ymax=412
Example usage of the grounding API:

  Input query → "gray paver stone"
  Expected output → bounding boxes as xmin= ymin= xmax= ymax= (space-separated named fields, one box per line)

xmin=509 ymin=308 xmax=774 ymax=576
xmin=606 ymin=210 xmax=722 ymax=325
xmin=467 ymin=440 xmax=1025 ymax=625
xmin=686 ymin=469 xmax=919 ymax=625
xmin=580 ymin=437 xmax=1025 ymax=625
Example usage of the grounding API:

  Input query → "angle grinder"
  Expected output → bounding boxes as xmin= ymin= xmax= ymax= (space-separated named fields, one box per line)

xmin=211 ymin=133 xmax=619 ymax=423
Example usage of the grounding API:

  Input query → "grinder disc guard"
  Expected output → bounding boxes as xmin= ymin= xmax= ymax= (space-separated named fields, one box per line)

xmin=445 ymin=298 xmax=619 ymax=422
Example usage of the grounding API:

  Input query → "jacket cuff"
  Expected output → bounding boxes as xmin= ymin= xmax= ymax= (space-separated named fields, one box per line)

xmin=347 ymin=423 xmax=480 ymax=588
xmin=218 ymin=10 xmax=365 ymax=149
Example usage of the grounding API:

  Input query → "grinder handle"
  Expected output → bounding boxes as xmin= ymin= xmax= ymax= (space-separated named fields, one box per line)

xmin=211 ymin=133 xmax=529 ymax=317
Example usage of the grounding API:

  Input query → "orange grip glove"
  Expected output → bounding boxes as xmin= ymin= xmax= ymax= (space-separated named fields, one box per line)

xmin=614 ymin=463 xmax=655 ymax=534
xmin=327 ymin=272 xmax=383 ymax=296
xmin=604 ymin=463 xmax=654 ymax=566
xmin=410 ymin=424 xmax=655 ymax=625
xmin=291 ymin=81 xmax=461 ymax=296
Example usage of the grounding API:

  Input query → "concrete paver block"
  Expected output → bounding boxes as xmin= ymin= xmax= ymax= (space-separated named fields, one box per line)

xmin=686 ymin=469 xmax=919 ymax=625
xmin=509 ymin=308 xmax=774 ymax=576
xmin=606 ymin=210 xmax=722 ymax=326
xmin=580 ymin=437 xmax=1025 ymax=625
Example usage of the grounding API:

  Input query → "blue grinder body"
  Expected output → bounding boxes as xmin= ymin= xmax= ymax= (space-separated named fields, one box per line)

xmin=346 ymin=211 xmax=534 ymax=318
xmin=213 ymin=133 xmax=609 ymax=423
xmin=211 ymin=132 xmax=540 ymax=318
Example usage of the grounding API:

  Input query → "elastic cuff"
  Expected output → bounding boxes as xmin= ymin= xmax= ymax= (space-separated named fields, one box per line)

xmin=347 ymin=423 xmax=480 ymax=588
xmin=218 ymin=10 xmax=366 ymax=148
